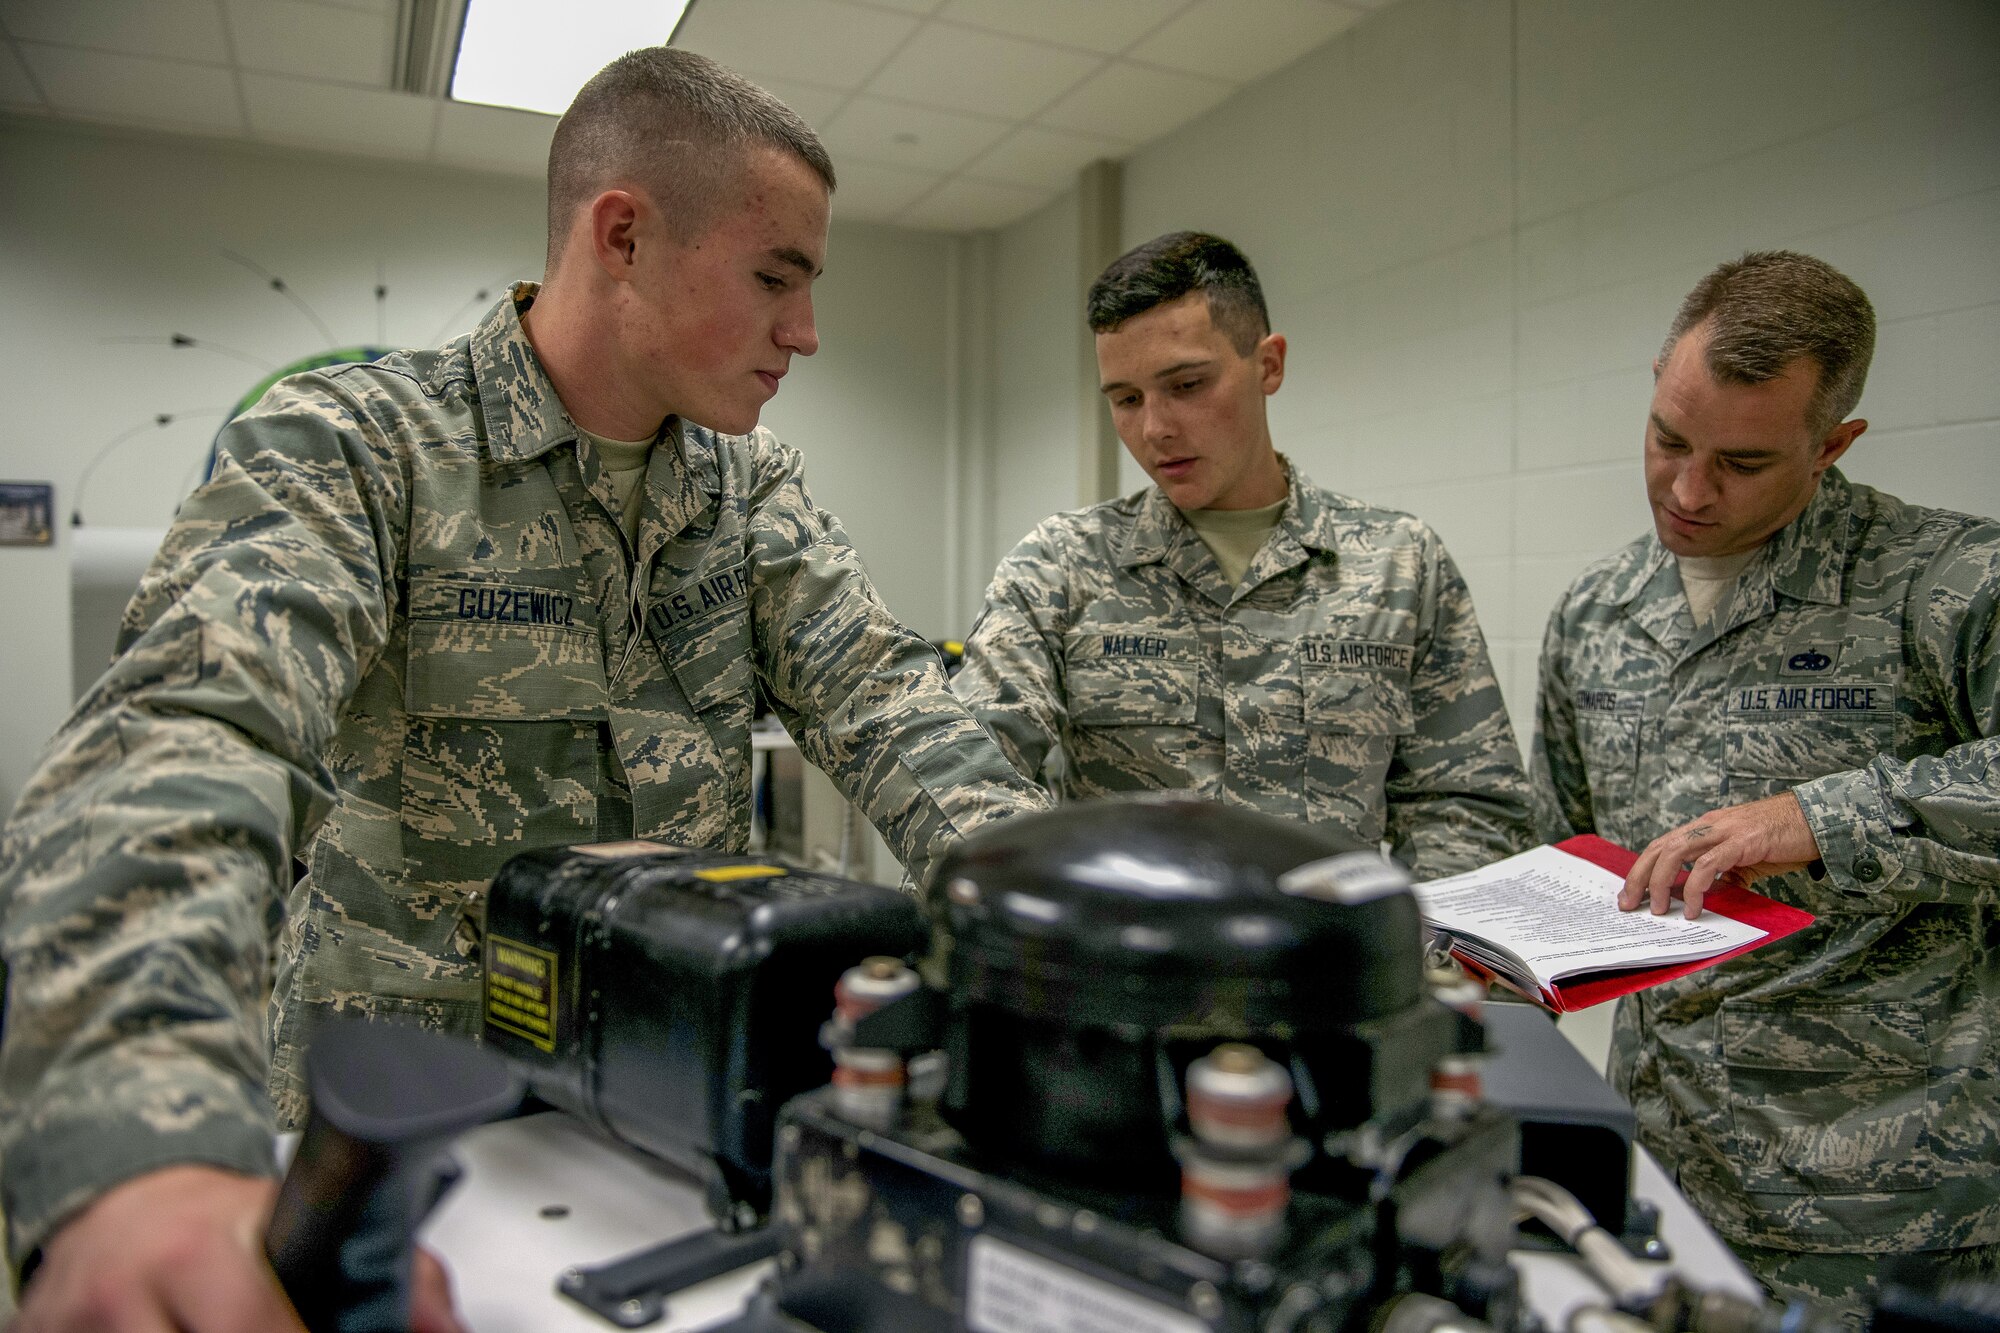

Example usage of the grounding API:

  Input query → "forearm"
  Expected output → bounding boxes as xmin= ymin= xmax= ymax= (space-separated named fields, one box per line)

xmin=953 ymin=602 xmax=1064 ymax=786
xmin=0 ymin=727 xmax=300 ymax=1275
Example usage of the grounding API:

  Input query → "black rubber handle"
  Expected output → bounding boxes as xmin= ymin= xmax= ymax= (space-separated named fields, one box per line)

xmin=266 ymin=1020 xmax=524 ymax=1333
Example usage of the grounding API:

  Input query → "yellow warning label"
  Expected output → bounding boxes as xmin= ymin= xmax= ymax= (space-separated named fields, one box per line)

xmin=692 ymin=864 xmax=788 ymax=883
xmin=485 ymin=933 xmax=558 ymax=1052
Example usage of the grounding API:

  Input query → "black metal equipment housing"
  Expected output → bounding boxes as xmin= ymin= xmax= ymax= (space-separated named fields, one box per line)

xmin=930 ymin=795 xmax=1444 ymax=1190
xmin=480 ymin=844 xmax=928 ymax=1218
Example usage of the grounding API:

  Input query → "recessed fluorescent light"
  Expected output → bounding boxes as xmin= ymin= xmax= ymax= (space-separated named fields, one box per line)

xmin=451 ymin=0 xmax=696 ymax=117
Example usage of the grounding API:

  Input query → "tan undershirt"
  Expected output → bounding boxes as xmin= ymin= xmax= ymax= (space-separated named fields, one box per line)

xmin=1678 ymin=550 xmax=1757 ymax=627
xmin=1182 ymin=497 xmax=1287 ymax=587
xmin=579 ymin=427 xmax=655 ymax=547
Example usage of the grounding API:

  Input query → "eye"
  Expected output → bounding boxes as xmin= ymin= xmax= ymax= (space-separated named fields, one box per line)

xmin=1723 ymin=458 xmax=1765 ymax=475
xmin=1173 ymin=378 xmax=1204 ymax=393
xmin=758 ymin=272 xmax=787 ymax=291
xmin=1109 ymin=392 xmax=1140 ymax=409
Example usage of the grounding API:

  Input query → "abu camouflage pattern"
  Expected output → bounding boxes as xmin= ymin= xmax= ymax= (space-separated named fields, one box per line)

xmin=953 ymin=467 xmax=1534 ymax=879
xmin=1531 ymin=468 xmax=2000 ymax=1255
xmin=0 ymin=286 xmax=1048 ymax=1272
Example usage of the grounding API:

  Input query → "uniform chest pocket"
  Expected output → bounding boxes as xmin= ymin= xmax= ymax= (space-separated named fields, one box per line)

xmin=1064 ymin=629 xmax=1198 ymax=727
xmin=399 ymin=616 xmax=608 ymax=884
xmin=662 ymin=603 xmax=755 ymax=717
xmin=1721 ymin=1001 xmax=1936 ymax=1199
xmin=405 ymin=619 xmax=609 ymax=719
xmin=1722 ymin=682 xmax=1896 ymax=798
xmin=1303 ymin=666 xmax=1412 ymax=843
xmin=1564 ymin=683 xmax=1645 ymax=811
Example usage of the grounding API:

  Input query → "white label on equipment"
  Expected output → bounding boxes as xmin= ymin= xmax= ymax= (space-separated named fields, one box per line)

xmin=964 ymin=1236 xmax=1209 ymax=1333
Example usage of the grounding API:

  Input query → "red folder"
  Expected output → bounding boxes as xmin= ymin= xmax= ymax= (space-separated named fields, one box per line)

xmin=1456 ymin=834 xmax=1817 ymax=1013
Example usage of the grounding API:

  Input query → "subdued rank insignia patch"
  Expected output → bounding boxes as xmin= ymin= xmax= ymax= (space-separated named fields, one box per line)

xmin=1780 ymin=646 xmax=1837 ymax=675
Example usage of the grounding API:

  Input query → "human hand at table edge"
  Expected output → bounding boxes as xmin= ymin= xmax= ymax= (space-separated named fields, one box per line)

xmin=14 ymin=1163 xmax=468 ymax=1333
xmin=1619 ymin=792 xmax=1820 ymax=919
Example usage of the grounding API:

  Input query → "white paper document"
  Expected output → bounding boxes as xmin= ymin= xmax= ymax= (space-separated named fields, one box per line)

xmin=1410 ymin=844 xmax=1766 ymax=994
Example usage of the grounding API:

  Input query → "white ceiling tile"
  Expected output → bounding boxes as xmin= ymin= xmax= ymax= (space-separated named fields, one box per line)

xmin=21 ymin=43 xmax=245 ymax=132
xmin=897 ymin=176 xmax=1049 ymax=231
xmin=868 ymin=21 xmax=1100 ymax=120
xmin=850 ymin=0 xmax=946 ymax=13
xmin=961 ymin=123 xmax=1128 ymax=191
xmin=433 ymin=99 xmax=553 ymax=176
xmin=673 ymin=0 xmax=917 ymax=92
xmin=0 ymin=39 xmax=45 ymax=105
xmin=826 ymin=157 xmax=941 ymax=222
xmin=749 ymin=74 xmax=850 ymax=129
xmin=0 ymin=0 xmax=230 ymax=63
xmin=935 ymin=0 xmax=1188 ymax=56
xmin=822 ymin=95 xmax=1012 ymax=175
xmin=242 ymin=72 xmax=432 ymax=157
xmin=222 ymin=0 xmax=392 ymax=85
xmin=1036 ymin=59 xmax=1231 ymax=142
xmin=1127 ymin=0 xmax=1362 ymax=81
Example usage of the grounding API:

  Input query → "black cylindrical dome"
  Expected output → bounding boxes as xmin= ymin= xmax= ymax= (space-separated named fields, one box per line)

xmin=930 ymin=796 xmax=1431 ymax=1188
xmin=933 ymin=794 xmax=1424 ymax=1030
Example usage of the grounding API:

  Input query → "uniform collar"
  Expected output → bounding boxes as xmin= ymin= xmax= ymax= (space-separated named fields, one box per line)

xmin=471 ymin=283 xmax=702 ymax=550
xmin=470 ymin=282 xmax=586 ymax=464
xmin=1759 ymin=466 xmax=1852 ymax=606
xmin=1608 ymin=467 xmax=1853 ymax=612
xmin=1115 ymin=456 xmax=1341 ymax=569
xmin=1608 ymin=467 xmax=1854 ymax=656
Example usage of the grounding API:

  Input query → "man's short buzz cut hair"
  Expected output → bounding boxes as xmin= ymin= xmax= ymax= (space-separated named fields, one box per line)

xmin=546 ymin=47 xmax=836 ymax=265
xmin=1087 ymin=231 xmax=1271 ymax=355
xmin=1661 ymin=250 xmax=1876 ymax=439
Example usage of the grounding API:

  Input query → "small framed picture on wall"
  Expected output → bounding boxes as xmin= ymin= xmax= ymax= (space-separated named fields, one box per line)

xmin=0 ymin=482 xmax=55 ymax=546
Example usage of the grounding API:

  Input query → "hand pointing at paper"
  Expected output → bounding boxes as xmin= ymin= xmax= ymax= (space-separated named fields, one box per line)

xmin=1619 ymin=792 xmax=1823 ymax=919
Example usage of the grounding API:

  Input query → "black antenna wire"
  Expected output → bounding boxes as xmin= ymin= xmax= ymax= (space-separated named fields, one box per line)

xmin=221 ymin=249 xmax=338 ymax=347
xmin=70 ymin=409 xmax=225 ymax=527
xmin=429 ymin=286 xmax=495 ymax=346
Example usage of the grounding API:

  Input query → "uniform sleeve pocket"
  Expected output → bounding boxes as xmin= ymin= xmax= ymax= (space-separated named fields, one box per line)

xmin=1064 ymin=628 xmax=1197 ymax=726
xmin=1720 ymin=1001 xmax=1936 ymax=1196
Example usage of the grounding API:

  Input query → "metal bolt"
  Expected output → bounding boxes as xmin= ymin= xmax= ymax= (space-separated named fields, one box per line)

xmin=1189 ymin=1281 xmax=1223 ymax=1321
xmin=619 ymin=1298 xmax=645 ymax=1319
xmin=958 ymin=1193 xmax=985 ymax=1227
xmin=1073 ymin=1210 xmax=1098 ymax=1235
xmin=778 ymin=1249 xmax=798 ymax=1271
xmin=779 ymin=1124 xmax=801 ymax=1151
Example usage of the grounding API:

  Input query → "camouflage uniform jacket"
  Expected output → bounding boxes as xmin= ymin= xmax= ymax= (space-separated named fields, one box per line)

xmin=1531 ymin=467 xmax=2000 ymax=1254
xmin=953 ymin=467 xmax=1534 ymax=878
xmin=0 ymin=286 xmax=1048 ymax=1273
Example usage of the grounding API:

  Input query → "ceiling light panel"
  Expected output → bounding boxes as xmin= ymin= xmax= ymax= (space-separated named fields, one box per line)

xmin=451 ymin=0 xmax=693 ymax=116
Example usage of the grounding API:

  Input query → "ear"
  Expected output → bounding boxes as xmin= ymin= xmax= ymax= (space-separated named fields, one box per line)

xmin=1814 ymin=417 xmax=1867 ymax=473
xmin=1257 ymin=332 xmax=1287 ymax=396
xmin=587 ymin=190 xmax=644 ymax=281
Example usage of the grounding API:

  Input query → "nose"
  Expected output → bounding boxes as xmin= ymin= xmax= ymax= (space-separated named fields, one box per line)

xmin=1139 ymin=397 xmax=1175 ymax=447
xmin=1672 ymin=458 xmax=1718 ymax=512
xmin=779 ymin=292 xmax=818 ymax=358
